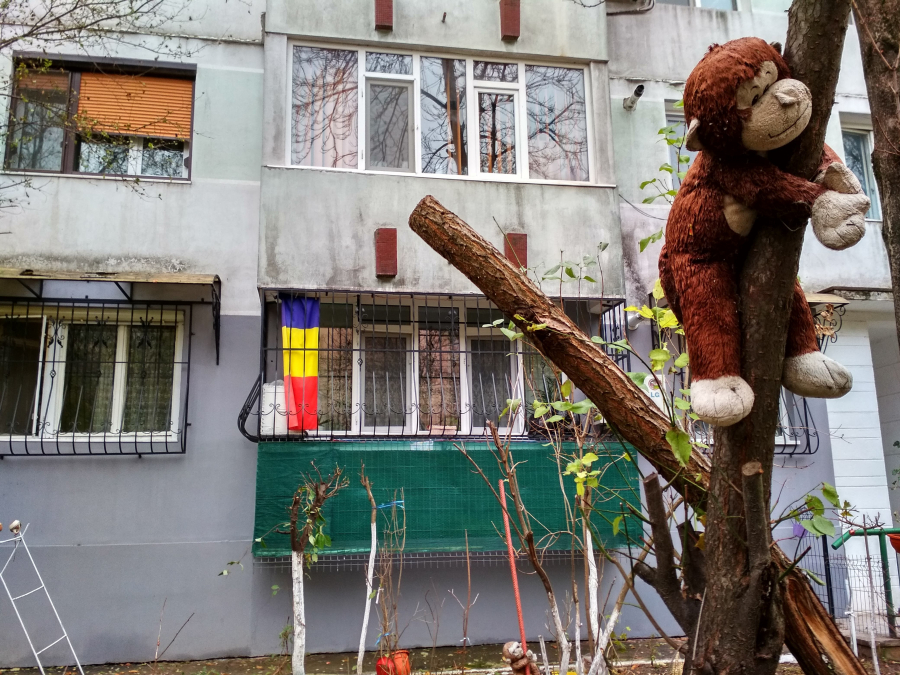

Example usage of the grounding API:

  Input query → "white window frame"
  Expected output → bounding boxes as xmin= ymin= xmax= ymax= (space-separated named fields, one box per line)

xmin=841 ymin=126 xmax=882 ymax=222
xmin=285 ymin=42 xmax=597 ymax=187
xmin=5 ymin=308 xmax=187 ymax=441
xmin=462 ymin=323 xmax=526 ymax=437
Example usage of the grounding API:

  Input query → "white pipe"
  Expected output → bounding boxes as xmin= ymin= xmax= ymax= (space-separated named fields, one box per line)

xmin=292 ymin=551 xmax=306 ymax=675
xmin=357 ymin=521 xmax=377 ymax=675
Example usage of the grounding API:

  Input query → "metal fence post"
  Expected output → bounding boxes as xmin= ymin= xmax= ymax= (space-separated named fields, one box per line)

xmin=822 ymin=534 xmax=835 ymax=616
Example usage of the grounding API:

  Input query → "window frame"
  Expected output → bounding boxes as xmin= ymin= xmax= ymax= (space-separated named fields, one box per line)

xmin=462 ymin=322 xmax=525 ymax=436
xmin=285 ymin=42 xmax=597 ymax=187
xmin=841 ymin=126 xmax=882 ymax=222
xmin=3 ymin=307 xmax=186 ymax=442
xmin=4 ymin=55 xmax=195 ymax=181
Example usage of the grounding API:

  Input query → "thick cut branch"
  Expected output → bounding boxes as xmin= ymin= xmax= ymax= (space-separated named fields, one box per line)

xmin=408 ymin=196 xmax=863 ymax=675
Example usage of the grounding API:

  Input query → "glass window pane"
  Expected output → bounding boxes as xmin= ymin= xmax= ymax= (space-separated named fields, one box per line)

xmin=526 ymin=66 xmax=589 ymax=181
xmin=842 ymin=131 xmax=881 ymax=220
xmin=122 ymin=325 xmax=177 ymax=432
xmin=59 ymin=324 xmax=118 ymax=433
xmin=318 ymin=326 xmax=353 ymax=432
xmin=291 ymin=46 xmax=359 ymax=168
xmin=523 ymin=346 xmax=560 ymax=413
xmin=77 ymin=137 xmax=130 ymax=174
xmin=469 ymin=339 xmax=515 ymax=429
xmin=418 ymin=307 xmax=460 ymax=432
xmin=7 ymin=71 xmax=69 ymax=172
xmin=701 ymin=0 xmax=736 ymax=9
xmin=366 ymin=53 xmax=412 ymax=75
xmin=141 ymin=138 xmax=184 ymax=177
xmin=0 ymin=319 xmax=43 ymax=435
xmin=474 ymin=62 xmax=518 ymax=83
xmin=657 ymin=0 xmax=691 ymax=4
xmin=420 ymin=57 xmax=468 ymax=175
xmin=479 ymin=93 xmax=517 ymax=174
xmin=368 ymin=82 xmax=412 ymax=171
xmin=363 ymin=336 xmax=408 ymax=428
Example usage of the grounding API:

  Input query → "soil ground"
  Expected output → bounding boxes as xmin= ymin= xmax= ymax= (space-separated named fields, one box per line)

xmin=0 ymin=639 xmax=896 ymax=675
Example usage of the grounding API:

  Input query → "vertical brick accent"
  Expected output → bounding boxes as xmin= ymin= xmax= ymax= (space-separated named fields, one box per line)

xmin=375 ymin=0 xmax=393 ymax=30
xmin=504 ymin=233 xmax=527 ymax=268
xmin=375 ymin=228 xmax=398 ymax=277
xmin=500 ymin=0 xmax=520 ymax=41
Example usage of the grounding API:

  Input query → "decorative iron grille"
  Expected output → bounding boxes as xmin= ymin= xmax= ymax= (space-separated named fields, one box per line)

xmin=239 ymin=291 xmax=628 ymax=441
xmin=0 ymin=299 xmax=192 ymax=456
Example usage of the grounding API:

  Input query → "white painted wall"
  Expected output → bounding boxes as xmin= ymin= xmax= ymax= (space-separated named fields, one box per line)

xmin=871 ymin=322 xmax=900 ymax=524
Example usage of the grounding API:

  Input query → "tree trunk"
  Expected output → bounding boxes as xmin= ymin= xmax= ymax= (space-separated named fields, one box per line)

xmin=851 ymin=0 xmax=900 ymax=352
xmin=292 ymin=550 xmax=306 ymax=675
xmin=408 ymin=195 xmax=864 ymax=675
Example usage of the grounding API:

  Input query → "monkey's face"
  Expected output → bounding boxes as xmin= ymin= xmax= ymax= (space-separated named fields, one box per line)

xmin=737 ymin=60 xmax=812 ymax=152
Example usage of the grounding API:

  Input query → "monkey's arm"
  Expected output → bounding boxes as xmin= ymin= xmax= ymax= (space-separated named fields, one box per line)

xmin=713 ymin=156 xmax=828 ymax=219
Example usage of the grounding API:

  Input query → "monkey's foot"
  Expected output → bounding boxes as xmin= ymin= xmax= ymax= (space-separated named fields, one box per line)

xmin=783 ymin=351 xmax=852 ymax=398
xmin=692 ymin=376 xmax=755 ymax=427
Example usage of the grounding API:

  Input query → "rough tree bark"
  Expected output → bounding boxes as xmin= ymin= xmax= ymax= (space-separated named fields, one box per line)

xmin=851 ymin=0 xmax=900 ymax=352
xmin=692 ymin=3 xmax=856 ymax=673
xmin=408 ymin=195 xmax=863 ymax=675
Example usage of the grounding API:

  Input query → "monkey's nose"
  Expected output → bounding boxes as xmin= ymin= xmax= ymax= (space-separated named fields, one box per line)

xmin=775 ymin=91 xmax=799 ymax=106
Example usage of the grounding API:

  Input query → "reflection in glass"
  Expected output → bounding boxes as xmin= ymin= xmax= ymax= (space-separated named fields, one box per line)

xmin=59 ymin=324 xmax=117 ymax=433
xmin=318 ymin=324 xmax=354 ymax=432
xmin=366 ymin=53 xmax=413 ymax=75
xmin=469 ymin=339 xmax=515 ymax=428
xmin=141 ymin=138 xmax=184 ymax=177
xmin=368 ymin=83 xmax=411 ymax=170
xmin=122 ymin=325 xmax=176 ymax=432
xmin=526 ymin=66 xmax=589 ymax=182
xmin=0 ymin=319 xmax=43 ymax=435
xmin=363 ymin=336 xmax=407 ymax=428
xmin=420 ymin=57 xmax=467 ymax=175
xmin=842 ymin=131 xmax=881 ymax=220
xmin=479 ymin=93 xmax=517 ymax=174
xmin=77 ymin=136 xmax=130 ymax=174
xmin=700 ymin=0 xmax=736 ymax=9
xmin=7 ymin=71 xmax=69 ymax=172
xmin=474 ymin=62 xmax=518 ymax=83
xmin=292 ymin=46 xmax=359 ymax=168
xmin=523 ymin=346 xmax=560 ymax=414
xmin=418 ymin=306 xmax=460 ymax=432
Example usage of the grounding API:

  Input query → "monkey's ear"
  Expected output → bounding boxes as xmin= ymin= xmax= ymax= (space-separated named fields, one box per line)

xmin=770 ymin=41 xmax=783 ymax=54
xmin=685 ymin=118 xmax=703 ymax=152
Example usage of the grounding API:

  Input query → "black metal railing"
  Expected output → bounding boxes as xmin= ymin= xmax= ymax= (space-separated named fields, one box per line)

xmin=0 ymin=298 xmax=192 ymax=456
xmin=239 ymin=291 xmax=628 ymax=441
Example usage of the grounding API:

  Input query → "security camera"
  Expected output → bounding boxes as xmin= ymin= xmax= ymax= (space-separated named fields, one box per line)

xmin=623 ymin=84 xmax=645 ymax=112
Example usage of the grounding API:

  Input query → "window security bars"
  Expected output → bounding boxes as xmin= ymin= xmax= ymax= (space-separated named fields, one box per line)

xmin=239 ymin=292 xmax=628 ymax=441
xmin=0 ymin=300 xmax=192 ymax=456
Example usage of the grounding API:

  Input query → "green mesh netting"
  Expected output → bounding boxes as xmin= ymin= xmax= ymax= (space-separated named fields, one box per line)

xmin=252 ymin=440 xmax=641 ymax=557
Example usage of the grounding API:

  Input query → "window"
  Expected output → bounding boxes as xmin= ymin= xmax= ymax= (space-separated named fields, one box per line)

xmin=657 ymin=0 xmax=737 ymax=8
xmin=0 ymin=304 xmax=187 ymax=448
xmin=842 ymin=129 xmax=881 ymax=220
xmin=249 ymin=293 xmax=630 ymax=440
xmin=6 ymin=61 xmax=193 ymax=178
xmin=288 ymin=46 xmax=593 ymax=183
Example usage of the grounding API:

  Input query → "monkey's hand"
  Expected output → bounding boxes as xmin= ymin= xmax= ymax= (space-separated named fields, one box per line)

xmin=502 ymin=642 xmax=541 ymax=675
xmin=811 ymin=162 xmax=869 ymax=250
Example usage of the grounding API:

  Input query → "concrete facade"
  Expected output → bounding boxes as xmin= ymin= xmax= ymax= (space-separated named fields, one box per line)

xmin=0 ymin=0 xmax=898 ymax=667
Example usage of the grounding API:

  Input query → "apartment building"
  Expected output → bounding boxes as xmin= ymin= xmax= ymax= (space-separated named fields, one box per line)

xmin=0 ymin=0 xmax=895 ymax=666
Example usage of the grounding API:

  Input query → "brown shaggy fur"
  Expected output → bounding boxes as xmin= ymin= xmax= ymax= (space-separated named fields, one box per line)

xmin=659 ymin=37 xmax=835 ymax=383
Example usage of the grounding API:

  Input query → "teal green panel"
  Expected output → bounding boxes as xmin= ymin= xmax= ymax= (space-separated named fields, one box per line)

xmin=252 ymin=440 xmax=641 ymax=558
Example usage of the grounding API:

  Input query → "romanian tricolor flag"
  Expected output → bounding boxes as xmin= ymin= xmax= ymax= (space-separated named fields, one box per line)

xmin=281 ymin=296 xmax=319 ymax=432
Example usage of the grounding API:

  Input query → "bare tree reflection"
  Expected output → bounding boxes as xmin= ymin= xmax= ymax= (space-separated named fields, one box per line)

xmin=292 ymin=46 xmax=358 ymax=169
xmin=479 ymin=93 xmax=516 ymax=174
xmin=368 ymin=82 xmax=411 ymax=170
xmin=366 ymin=52 xmax=412 ymax=75
xmin=421 ymin=57 xmax=467 ymax=175
xmin=526 ymin=66 xmax=588 ymax=181
xmin=474 ymin=61 xmax=518 ymax=83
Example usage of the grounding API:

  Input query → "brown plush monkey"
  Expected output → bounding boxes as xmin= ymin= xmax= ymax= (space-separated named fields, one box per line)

xmin=502 ymin=641 xmax=541 ymax=675
xmin=658 ymin=37 xmax=869 ymax=426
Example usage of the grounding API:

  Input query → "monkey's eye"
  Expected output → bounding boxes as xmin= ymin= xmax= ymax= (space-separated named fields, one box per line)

xmin=752 ymin=93 xmax=761 ymax=106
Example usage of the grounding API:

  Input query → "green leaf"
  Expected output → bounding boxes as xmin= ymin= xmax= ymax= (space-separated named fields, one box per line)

xmin=657 ymin=309 xmax=680 ymax=329
xmin=673 ymin=352 xmax=689 ymax=368
xmin=599 ymin=242 xmax=609 ymax=252
xmin=612 ymin=515 xmax=623 ymax=536
xmin=576 ymin=481 xmax=585 ymax=497
xmin=805 ymin=495 xmax=825 ymax=518
xmin=500 ymin=398 xmax=521 ymax=417
xmin=500 ymin=327 xmax=523 ymax=341
xmin=640 ymin=178 xmax=657 ymax=189
xmin=666 ymin=428 xmax=692 ymax=467
xmin=272 ymin=584 xmax=280 ymax=596
xmin=811 ymin=515 xmax=835 ymax=537
xmin=652 ymin=278 xmax=665 ymax=300
xmin=649 ymin=348 xmax=671 ymax=371
xmin=561 ymin=380 xmax=573 ymax=399
xmin=627 ymin=372 xmax=650 ymax=389
xmin=546 ymin=415 xmax=565 ymax=423
xmin=639 ymin=229 xmax=664 ymax=253
xmin=582 ymin=452 xmax=599 ymax=465
xmin=673 ymin=397 xmax=691 ymax=410
xmin=570 ymin=399 xmax=595 ymax=415
xmin=565 ymin=267 xmax=577 ymax=279
xmin=673 ymin=100 xmax=684 ymax=108
xmin=804 ymin=569 xmax=825 ymax=586
xmin=533 ymin=404 xmax=550 ymax=418
xmin=584 ymin=276 xmax=597 ymax=283
xmin=822 ymin=482 xmax=840 ymax=508
xmin=659 ymin=163 xmax=673 ymax=174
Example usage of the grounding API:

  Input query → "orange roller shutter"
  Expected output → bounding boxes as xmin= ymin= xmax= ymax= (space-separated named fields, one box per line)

xmin=77 ymin=73 xmax=193 ymax=139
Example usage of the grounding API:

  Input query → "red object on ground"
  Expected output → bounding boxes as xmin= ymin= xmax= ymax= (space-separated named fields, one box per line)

xmin=500 ymin=479 xmax=527 ymax=651
xmin=500 ymin=0 xmax=520 ymax=40
xmin=376 ymin=656 xmax=396 ymax=675
xmin=504 ymin=233 xmax=527 ymax=268
xmin=888 ymin=534 xmax=900 ymax=554
xmin=375 ymin=228 xmax=398 ymax=277
xmin=375 ymin=0 xmax=393 ymax=30
xmin=391 ymin=650 xmax=411 ymax=675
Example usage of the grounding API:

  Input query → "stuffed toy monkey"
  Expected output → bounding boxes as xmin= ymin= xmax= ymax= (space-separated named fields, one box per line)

xmin=658 ymin=37 xmax=870 ymax=427
xmin=502 ymin=642 xmax=541 ymax=675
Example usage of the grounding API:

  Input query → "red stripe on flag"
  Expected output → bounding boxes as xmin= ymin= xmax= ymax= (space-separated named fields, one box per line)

xmin=285 ymin=375 xmax=318 ymax=431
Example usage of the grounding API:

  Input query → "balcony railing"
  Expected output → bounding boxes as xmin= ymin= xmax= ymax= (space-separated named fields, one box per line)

xmin=239 ymin=291 xmax=628 ymax=441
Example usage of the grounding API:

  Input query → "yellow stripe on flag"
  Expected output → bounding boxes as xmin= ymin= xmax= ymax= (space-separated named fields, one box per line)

xmin=282 ymin=326 xmax=319 ymax=378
